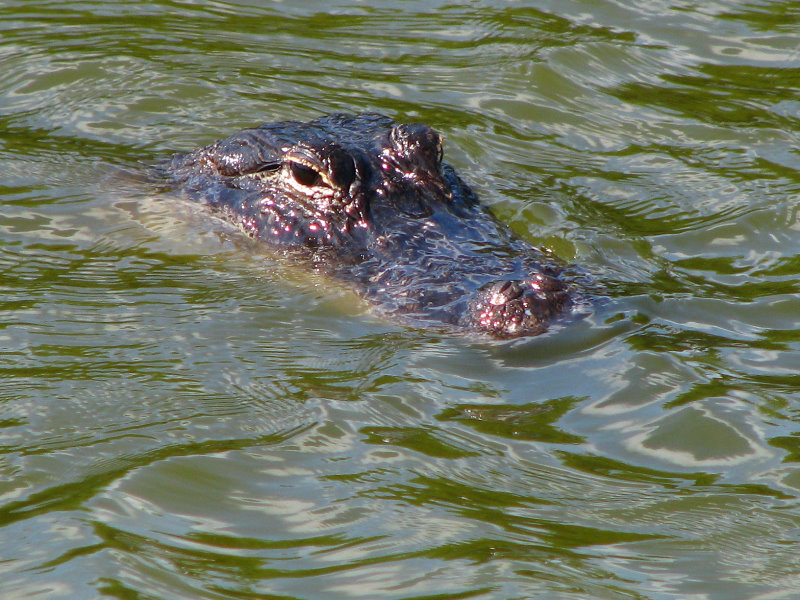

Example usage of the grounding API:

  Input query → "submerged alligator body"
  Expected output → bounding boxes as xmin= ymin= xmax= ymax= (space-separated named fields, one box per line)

xmin=168 ymin=113 xmax=577 ymax=338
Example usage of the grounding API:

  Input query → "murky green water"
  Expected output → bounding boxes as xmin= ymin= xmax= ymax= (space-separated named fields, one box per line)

xmin=2 ymin=1 xmax=800 ymax=598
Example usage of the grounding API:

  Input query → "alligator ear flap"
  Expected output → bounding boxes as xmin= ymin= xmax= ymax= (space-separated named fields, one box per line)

xmin=209 ymin=131 xmax=282 ymax=177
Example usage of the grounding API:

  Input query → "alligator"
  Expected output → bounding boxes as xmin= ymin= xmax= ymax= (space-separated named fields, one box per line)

xmin=167 ymin=113 xmax=578 ymax=338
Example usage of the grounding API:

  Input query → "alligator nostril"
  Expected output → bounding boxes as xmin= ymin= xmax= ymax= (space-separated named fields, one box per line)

xmin=488 ymin=286 xmax=507 ymax=306
xmin=486 ymin=280 xmax=524 ymax=305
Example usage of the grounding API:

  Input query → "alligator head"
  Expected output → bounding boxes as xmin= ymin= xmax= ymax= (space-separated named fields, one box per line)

xmin=168 ymin=113 xmax=573 ymax=338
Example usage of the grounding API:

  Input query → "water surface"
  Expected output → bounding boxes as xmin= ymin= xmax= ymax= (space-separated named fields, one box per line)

xmin=1 ymin=1 xmax=800 ymax=599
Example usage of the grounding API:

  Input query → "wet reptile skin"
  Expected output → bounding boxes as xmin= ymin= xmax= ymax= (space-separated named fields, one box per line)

xmin=167 ymin=113 xmax=575 ymax=338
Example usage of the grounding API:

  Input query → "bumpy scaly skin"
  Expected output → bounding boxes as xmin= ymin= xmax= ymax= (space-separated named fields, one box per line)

xmin=168 ymin=113 xmax=572 ymax=338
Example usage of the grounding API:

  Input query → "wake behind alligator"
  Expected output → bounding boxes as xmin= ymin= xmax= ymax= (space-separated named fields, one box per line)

xmin=168 ymin=113 xmax=584 ymax=338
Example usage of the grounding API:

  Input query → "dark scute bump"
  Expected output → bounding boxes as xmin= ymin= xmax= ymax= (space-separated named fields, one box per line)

xmin=327 ymin=145 xmax=357 ymax=190
xmin=390 ymin=123 xmax=443 ymax=169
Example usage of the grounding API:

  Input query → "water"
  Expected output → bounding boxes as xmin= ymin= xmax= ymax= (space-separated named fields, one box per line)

xmin=2 ymin=1 xmax=800 ymax=598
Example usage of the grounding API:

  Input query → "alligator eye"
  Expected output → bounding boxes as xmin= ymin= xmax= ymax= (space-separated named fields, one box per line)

xmin=289 ymin=162 xmax=323 ymax=187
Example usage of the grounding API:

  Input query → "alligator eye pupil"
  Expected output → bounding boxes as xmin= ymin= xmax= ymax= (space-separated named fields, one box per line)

xmin=289 ymin=162 xmax=322 ymax=187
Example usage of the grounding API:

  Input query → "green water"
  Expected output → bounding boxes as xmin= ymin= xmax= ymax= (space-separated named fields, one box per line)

xmin=2 ymin=1 xmax=800 ymax=599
